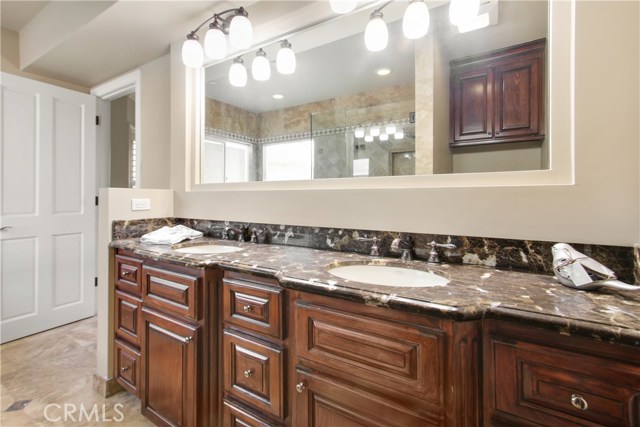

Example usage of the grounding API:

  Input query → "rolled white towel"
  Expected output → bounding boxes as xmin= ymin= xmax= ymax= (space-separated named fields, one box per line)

xmin=140 ymin=225 xmax=203 ymax=245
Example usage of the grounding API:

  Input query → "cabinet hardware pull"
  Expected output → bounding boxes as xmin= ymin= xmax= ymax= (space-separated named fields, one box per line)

xmin=487 ymin=131 xmax=492 ymax=136
xmin=495 ymin=130 xmax=500 ymax=135
xmin=184 ymin=336 xmax=192 ymax=343
xmin=243 ymin=369 xmax=253 ymax=378
xmin=242 ymin=305 xmax=252 ymax=313
xmin=122 ymin=270 xmax=133 ymax=277
xmin=121 ymin=366 xmax=130 ymax=372
xmin=149 ymin=323 xmax=194 ymax=344
xmin=296 ymin=382 xmax=306 ymax=393
xmin=571 ymin=394 xmax=588 ymax=411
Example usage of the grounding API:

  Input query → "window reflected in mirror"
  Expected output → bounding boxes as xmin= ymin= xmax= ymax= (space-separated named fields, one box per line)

xmin=201 ymin=0 xmax=548 ymax=184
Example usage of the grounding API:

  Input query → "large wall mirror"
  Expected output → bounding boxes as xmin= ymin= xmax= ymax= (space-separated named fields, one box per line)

xmin=200 ymin=0 xmax=549 ymax=184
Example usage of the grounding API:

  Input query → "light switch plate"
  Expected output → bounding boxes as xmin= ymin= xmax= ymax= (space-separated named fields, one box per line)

xmin=131 ymin=198 xmax=151 ymax=211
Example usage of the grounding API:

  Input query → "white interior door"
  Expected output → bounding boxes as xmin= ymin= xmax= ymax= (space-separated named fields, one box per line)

xmin=1 ymin=73 xmax=96 ymax=343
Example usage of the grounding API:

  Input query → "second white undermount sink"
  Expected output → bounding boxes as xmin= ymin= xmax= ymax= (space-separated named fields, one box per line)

xmin=174 ymin=244 xmax=243 ymax=255
xmin=327 ymin=265 xmax=449 ymax=287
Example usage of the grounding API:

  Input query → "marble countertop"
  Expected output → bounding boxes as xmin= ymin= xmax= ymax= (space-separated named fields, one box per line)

xmin=111 ymin=237 xmax=640 ymax=347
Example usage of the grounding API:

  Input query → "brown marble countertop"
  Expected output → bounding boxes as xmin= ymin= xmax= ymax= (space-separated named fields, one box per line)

xmin=110 ymin=237 xmax=640 ymax=347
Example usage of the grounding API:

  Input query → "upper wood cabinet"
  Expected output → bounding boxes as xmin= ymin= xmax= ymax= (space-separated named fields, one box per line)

xmin=450 ymin=39 xmax=546 ymax=146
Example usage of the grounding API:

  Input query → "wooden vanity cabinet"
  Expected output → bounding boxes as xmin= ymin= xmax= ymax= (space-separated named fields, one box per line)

xmin=483 ymin=320 xmax=640 ymax=427
xmin=450 ymin=39 xmax=545 ymax=146
xmin=290 ymin=291 xmax=482 ymax=427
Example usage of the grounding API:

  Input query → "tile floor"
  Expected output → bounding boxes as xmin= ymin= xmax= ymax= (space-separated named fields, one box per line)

xmin=1 ymin=317 xmax=154 ymax=426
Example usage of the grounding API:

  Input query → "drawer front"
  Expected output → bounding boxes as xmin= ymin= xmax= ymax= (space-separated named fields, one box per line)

xmin=223 ymin=329 xmax=284 ymax=420
xmin=115 ymin=290 xmax=142 ymax=347
xmin=115 ymin=254 xmax=143 ymax=296
xmin=295 ymin=299 xmax=444 ymax=405
xmin=115 ymin=340 xmax=140 ymax=397
xmin=142 ymin=266 xmax=200 ymax=319
xmin=490 ymin=338 xmax=640 ymax=427
xmin=223 ymin=278 xmax=283 ymax=338
xmin=223 ymin=399 xmax=280 ymax=427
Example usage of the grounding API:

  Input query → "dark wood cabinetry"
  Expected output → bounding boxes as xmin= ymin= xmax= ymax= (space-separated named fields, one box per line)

xmin=450 ymin=39 xmax=545 ymax=146
xmin=484 ymin=320 xmax=640 ymax=427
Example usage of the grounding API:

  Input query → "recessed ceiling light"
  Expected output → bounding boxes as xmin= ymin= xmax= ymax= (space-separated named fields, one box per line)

xmin=375 ymin=67 xmax=392 ymax=76
xmin=272 ymin=94 xmax=284 ymax=99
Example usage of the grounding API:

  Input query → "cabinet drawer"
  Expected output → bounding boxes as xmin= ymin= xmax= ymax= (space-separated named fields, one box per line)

xmin=486 ymin=326 xmax=640 ymax=426
xmin=295 ymin=299 xmax=445 ymax=406
xmin=115 ymin=340 xmax=140 ymax=397
xmin=142 ymin=266 xmax=200 ymax=319
xmin=114 ymin=290 xmax=142 ymax=347
xmin=115 ymin=254 xmax=143 ymax=296
xmin=223 ymin=278 xmax=283 ymax=339
xmin=223 ymin=398 xmax=281 ymax=427
xmin=223 ymin=329 xmax=284 ymax=420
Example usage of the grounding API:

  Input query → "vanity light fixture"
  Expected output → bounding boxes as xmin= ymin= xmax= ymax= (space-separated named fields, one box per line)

xmin=364 ymin=135 xmax=374 ymax=143
xmin=182 ymin=7 xmax=253 ymax=68
xmin=229 ymin=57 xmax=248 ymax=87
xmin=375 ymin=67 xmax=391 ymax=76
xmin=354 ymin=127 xmax=365 ymax=138
xmin=272 ymin=94 xmax=284 ymax=100
xmin=276 ymin=40 xmax=296 ymax=75
xmin=369 ymin=125 xmax=381 ymax=137
xmin=449 ymin=0 xmax=480 ymax=26
xmin=379 ymin=133 xmax=389 ymax=141
xmin=251 ymin=48 xmax=271 ymax=81
xmin=330 ymin=0 xmax=357 ymax=14
xmin=394 ymin=129 xmax=405 ymax=140
xmin=403 ymin=0 xmax=430 ymax=39
xmin=457 ymin=12 xmax=490 ymax=33
xmin=364 ymin=2 xmax=391 ymax=52
xmin=385 ymin=123 xmax=396 ymax=134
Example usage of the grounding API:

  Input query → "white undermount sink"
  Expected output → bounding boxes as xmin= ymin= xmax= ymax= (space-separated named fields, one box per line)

xmin=327 ymin=265 xmax=449 ymax=287
xmin=173 ymin=244 xmax=243 ymax=255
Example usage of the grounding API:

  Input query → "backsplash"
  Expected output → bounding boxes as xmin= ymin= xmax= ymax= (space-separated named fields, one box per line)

xmin=112 ymin=218 xmax=639 ymax=284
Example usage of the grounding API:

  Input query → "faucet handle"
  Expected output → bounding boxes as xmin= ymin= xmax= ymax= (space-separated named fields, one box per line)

xmin=427 ymin=241 xmax=456 ymax=263
xmin=356 ymin=236 xmax=380 ymax=257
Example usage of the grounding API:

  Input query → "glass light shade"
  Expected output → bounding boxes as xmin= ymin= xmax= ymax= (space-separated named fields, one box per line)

xmin=385 ymin=123 xmax=396 ymax=134
xmin=354 ymin=127 xmax=365 ymax=138
xmin=457 ymin=12 xmax=490 ymax=33
xmin=403 ymin=1 xmax=430 ymax=39
xmin=204 ymin=27 xmax=226 ymax=59
xmin=364 ymin=13 xmax=388 ymax=52
xmin=394 ymin=129 xmax=405 ymax=139
xmin=229 ymin=14 xmax=253 ymax=49
xmin=276 ymin=43 xmax=296 ymax=74
xmin=379 ymin=133 xmax=389 ymax=141
xmin=252 ymin=50 xmax=271 ymax=81
xmin=330 ymin=0 xmax=357 ymax=14
xmin=370 ymin=125 xmax=381 ymax=137
xmin=182 ymin=37 xmax=204 ymax=68
xmin=449 ymin=0 xmax=480 ymax=26
xmin=364 ymin=135 xmax=374 ymax=143
xmin=229 ymin=59 xmax=247 ymax=87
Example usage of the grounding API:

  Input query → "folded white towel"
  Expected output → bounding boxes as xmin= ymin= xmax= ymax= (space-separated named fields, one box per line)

xmin=140 ymin=225 xmax=204 ymax=245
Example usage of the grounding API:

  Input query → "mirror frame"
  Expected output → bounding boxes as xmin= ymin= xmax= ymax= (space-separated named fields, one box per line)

xmin=188 ymin=0 xmax=574 ymax=192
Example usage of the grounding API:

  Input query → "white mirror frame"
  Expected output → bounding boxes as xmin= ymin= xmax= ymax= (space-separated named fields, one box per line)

xmin=188 ymin=0 xmax=574 ymax=192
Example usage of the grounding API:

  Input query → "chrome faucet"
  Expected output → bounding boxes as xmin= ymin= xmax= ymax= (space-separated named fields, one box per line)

xmin=390 ymin=233 xmax=415 ymax=261
xmin=427 ymin=240 xmax=457 ymax=263
xmin=356 ymin=236 xmax=380 ymax=257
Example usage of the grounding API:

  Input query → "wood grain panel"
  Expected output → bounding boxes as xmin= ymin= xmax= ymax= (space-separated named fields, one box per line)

xmin=223 ymin=278 xmax=283 ymax=338
xmin=142 ymin=266 xmax=199 ymax=319
xmin=114 ymin=290 xmax=142 ymax=346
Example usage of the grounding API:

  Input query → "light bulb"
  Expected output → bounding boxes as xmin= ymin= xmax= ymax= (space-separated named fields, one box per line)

xmin=354 ymin=127 xmax=365 ymax=138
xmin=229 ymin=10 xmax=253 ymax=49
xmin=394 ymin=129 xmax=405 ymax=139
xmin=251 ymin=49 xmax=271 ymax=81
xmin=370 ymin=125 xmax=381 ymax=137
xmin=403 ymin=1 xmax=430 ymax=39
xmin=379 ymin=133 xmax=389 ymax=141
xmin=449 ymin=0 xmax=480 ymax=26
xmin=385 ymin=123 xmax=397 ymax=134
xmin=330 ymin=0 xmax=357 ymax=14
xmin=181 ymin=34 xmax=204 ymax=68
xmin=364 ymin=135 xmax=374 ymax=143
xmin=229 ymin=57 xmax=247 ymax=87
xmin=276 ymin=40 xmax=296 ymax=74
xmin=204 ymin=26 xmax=226 ymax=59
xmin=364 ymin=11 xmax=388 ymax=52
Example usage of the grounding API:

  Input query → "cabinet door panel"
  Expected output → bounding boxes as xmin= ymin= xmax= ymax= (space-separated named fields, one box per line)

xmin=142 ymin=266 xmax=200 ymax=320
xmin=451 ymin=69 xmax=493 ymax=144
xmin=114 ymin=290 xmax=142 ymax=346
xmin=223 ymin=278 xmax=284 ymax=338
xmin=115 ymin=254 xmax=143 ymax=296
xmin=114 ymin=339 xmax=140 ymax=397
xmin=223 ymin=398 xmax=281 ymax=427
xmin=141 ymin=307 xmax=199 ymax=427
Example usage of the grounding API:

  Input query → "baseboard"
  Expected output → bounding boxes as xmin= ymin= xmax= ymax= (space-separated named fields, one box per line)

xmin=93 ymin=373 xmax=124 ymax=397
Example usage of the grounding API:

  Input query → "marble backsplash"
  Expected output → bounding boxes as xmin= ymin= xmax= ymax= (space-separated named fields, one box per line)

xmin=112 ymin=218 xmax=639 ymax=284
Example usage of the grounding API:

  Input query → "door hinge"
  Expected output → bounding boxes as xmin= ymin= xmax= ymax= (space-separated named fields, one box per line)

xmin=95 ymin=115 xmax=101 ymax=126
xmin=94 ymin=277 xmax=98 ymax=287
xmin=95 ymin=196 xmax=99 ymax=206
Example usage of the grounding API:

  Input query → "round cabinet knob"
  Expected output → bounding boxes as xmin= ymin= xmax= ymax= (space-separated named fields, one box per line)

xmin=121 ymin=366 xmax=130 ymax=372
xmin=495 ymin=130 xmax=500 ymax=135
xmin=487 ymin=131 xmax=492 ymax=136
xmin=243 ymin=369 xmax=253 ymax=378
xmin=242 ymin=305 xmax=252 ymax=313
xmin=296 ymin=382 xmax=306 ymax=393
xmin=571 ymin=394 xmax=588 ymax=411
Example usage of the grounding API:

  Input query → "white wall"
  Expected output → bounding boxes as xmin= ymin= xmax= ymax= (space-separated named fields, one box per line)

xmin=95 ymin=188 xmax=173 ymax=379
xmin=170 ymin=1 xmax=639 ymax=247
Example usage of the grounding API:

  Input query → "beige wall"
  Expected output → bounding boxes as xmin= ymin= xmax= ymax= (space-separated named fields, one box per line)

xmin=1 ymin=27 xmax=89 ymax=93
xmin=173 ymin=1 xmax=639 ymax=247
xmin=96 ymin=188 xmax=173 ymax=379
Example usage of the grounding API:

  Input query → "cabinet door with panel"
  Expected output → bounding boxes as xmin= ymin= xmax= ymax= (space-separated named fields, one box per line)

xmin=451 ymin=68 xmax=494 ymax=144
xmin=141 ymin=307 xmax=199 ymax=427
